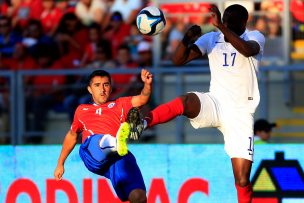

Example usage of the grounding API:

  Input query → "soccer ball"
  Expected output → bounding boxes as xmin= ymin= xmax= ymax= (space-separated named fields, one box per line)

xmin=136 ymin=6 xmax=166 ymax=36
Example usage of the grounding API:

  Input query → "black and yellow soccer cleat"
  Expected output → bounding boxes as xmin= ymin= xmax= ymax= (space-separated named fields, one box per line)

xmin=126 ymin=107 xmax=144 ymax=140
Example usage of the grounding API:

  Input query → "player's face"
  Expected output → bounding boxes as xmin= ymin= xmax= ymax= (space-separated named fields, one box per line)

xmin=222 ymin=13 xmax=246 ymax=36
xmin=87 ymin=76 xmax=112 ymax=105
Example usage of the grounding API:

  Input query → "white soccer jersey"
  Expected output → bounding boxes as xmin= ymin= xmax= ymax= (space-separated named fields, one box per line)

xmin=195 ymin=30 xmax=265 ymax=113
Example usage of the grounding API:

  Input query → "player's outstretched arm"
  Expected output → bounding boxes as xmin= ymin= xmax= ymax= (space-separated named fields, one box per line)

xmin=172 ymin=25 xmax=202 ymax=66
xmin=131 ymin=69 xmax=153 ymax=107
xmin=210 ymin=6 xmax=260 ymax=57
xmin=54 ymin=130 xmax=78 ymax=180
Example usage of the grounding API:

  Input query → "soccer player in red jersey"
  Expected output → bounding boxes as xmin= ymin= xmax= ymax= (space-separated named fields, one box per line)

xmin=54 ymin=69 xmax=152 ymax=203
xmin=138 ymin=5 xmax=265 ymax=203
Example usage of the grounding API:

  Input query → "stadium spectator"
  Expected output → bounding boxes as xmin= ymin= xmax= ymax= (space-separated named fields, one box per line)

xmin=22 ymin=19 xmax=54 ymax=56
xmin=111 ymin=44 xmax=138 ymax=98
xmin=260 ymin=0 xmax=282 ymax=38
xmin=85 ymin=39 xmax=114 ymax=69
xmin=255 ymin=15 xmax=268 ymax=36
xmin=124 ymin=22 xmax=145 ymax=60
xmin=166 ymin=19 xmax=186 ymax=60
xmin=1 ymin=0 xmax=21 ymax=19
xmin=104 ymin=11 xmax=131 ymax=58
xmin=141 ymin=5 xmax=265 ymax=203
xmin=0 ymin=0 xmax=12 ymax=16
xmin=55 ymin=0 xmax=74 ymax=14
xmin=75 ymin=0 xmax=107 ymax=26
xmin=11 ymin=0 xmax=43 ymax=29
xmin=54 ymin=69 xmax=152 ymax=203
xmin=79 ymin=23 xmax=103 ymax=67
xmin=1 ymin=43 xmax=37 ymax=72
xmin=260 ymin=0 xmax=283 ymax=14
xmin=26 ymin=44 xmax=65 ymax=143
xmin=136 ymin=41 xmax=153 ymax=67
xmin=198 ymin=13 xmax=215 ymax=34
xmin=0 ymin=16 xmax=22 ymax=58
xmin=254 ymin=119 xmax=276 ymax=144
xmin=40 ymin=0 xmax=64 ymax=36
xmin=110 ymin=0 xmax=143 ymax=24
xmin=54 ymin=12 xmax=89 ymax=68
xmin=160 ymin=17 xmax=173 ymax=60
xmin=266 ymin=13 xmax=282 ymax=38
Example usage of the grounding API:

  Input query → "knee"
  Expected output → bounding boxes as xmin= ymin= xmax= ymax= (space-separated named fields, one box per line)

xmin=129 ymin=189 xmax=147 ymax=203
xmin=235 ymin=177 xmax=250 ymax=187
xmin=181 ymin=93 xmax=200 ymax=118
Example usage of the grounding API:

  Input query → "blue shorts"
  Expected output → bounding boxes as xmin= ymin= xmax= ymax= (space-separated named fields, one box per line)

xmin=79 ymin=135 xmax=146 ymax=201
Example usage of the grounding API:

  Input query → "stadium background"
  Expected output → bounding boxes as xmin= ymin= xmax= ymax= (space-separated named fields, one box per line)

xmin=1 ymin=0 xmax=304 ymax=202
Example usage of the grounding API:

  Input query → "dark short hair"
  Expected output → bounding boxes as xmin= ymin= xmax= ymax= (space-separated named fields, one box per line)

xmin=111 ymin=11 xmax=123 ymax=22
xmin=254 ymin=119 xmax=276 ymax=134
xmin=96 ymin=39 xmax=112 ymax=59
xmin=223 ymin=4 xmax=249 ymax=24
xmin=87 ymin=70 xmax=111 ymax=86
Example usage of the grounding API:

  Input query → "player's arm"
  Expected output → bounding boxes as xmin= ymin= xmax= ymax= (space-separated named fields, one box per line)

xmin=210 ymin=6 xmax=260 ymax=57
xmin=131 ymin=69 xmax=153 ymax=107
xmin=54 ymin=130 xmax=78 ymax=181
xmin=172 ymin=25 xmax=203 ymax=66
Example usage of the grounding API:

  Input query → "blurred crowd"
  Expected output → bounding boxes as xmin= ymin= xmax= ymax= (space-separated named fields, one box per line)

xmin=0 ymin=0 xmax=153 ymax=70
xmin=0 ymin=0 xmax=155 ymax=143
xmin=0 ymin=0 xmax=303 ymax=143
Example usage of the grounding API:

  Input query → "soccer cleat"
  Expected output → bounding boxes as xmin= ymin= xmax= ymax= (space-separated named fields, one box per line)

xmin=116 ymin=122 xmax=130 ymax=156
xmin=126 ymin=107 xmax=144 ymax=140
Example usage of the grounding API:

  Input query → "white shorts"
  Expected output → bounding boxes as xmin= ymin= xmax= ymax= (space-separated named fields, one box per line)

xmin=189 ymin=92 xmax=254 ymax=161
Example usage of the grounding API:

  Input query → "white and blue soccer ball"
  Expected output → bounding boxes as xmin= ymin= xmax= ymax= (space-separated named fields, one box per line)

xmin=136 ymin=6 xmax=166 ymax=36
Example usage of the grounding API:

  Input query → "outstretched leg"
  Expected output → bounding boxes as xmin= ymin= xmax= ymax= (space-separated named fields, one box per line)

xmin=231 ymin=158 xmax=253 ymax=203
xmin=146 ymin=93 xmax=201 ymax=127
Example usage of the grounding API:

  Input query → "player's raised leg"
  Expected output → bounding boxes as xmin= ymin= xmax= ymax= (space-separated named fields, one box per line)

xmin=231 ymin=158 xmax=253 ymax=203
xmin=145 ymin=93 xmax=201 ymax=128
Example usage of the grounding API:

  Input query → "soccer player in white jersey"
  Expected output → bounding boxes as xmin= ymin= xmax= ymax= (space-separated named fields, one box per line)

xmin=139 ymin=4 xmax=265 ymax=203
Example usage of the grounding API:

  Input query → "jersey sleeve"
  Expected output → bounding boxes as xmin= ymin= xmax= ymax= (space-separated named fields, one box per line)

xmin=70 ymin=106 xmax=84 ymax=134
xmin=194 ymin=32 xmax=214 ymax=55
xmin=246 ymin=31 xmax=266 ymax=60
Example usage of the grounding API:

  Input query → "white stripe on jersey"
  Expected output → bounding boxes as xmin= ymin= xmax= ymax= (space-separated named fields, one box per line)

xmin=79 ymin=119 xmax=94 ymax=135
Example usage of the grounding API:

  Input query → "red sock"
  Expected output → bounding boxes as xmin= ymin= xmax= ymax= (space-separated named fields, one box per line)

xmin=146 ymin=97 xmax=184 ymax=127
xmin=235 ymin=184 xmax=253 ymax=203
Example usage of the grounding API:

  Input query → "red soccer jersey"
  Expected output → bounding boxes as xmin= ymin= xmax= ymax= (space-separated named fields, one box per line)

xmin=71 ymin=97 xmax=133 ymax=142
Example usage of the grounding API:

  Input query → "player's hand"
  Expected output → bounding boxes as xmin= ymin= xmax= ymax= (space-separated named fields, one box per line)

xmin=141 ymin=69 xmax=153 ymax=85
xmin=182 ymin=25 xmax=202 ymax=46
xmin=54 ymin=164 xmax=64 ymax=181
xmin=210 ymin=6 xmax=222 ymax=28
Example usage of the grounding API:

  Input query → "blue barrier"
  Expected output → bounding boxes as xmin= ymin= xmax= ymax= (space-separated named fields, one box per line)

xmin=0 ymin=144 xmax=304 ymax=203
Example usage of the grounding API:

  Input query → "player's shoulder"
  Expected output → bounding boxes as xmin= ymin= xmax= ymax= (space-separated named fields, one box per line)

xmin=201 ymin=31 xmax=219 ymax=39
xmin=75 ymin=103 xmax=94 ymax=112
xmin=197 ymin=31 xmax=221 ymax=45
xmin=245 ymin=29 xmax=265 ymax=38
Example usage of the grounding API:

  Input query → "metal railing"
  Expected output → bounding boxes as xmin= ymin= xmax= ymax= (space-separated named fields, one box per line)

xmin=1 ymin=64 xmax=304 ymax=145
